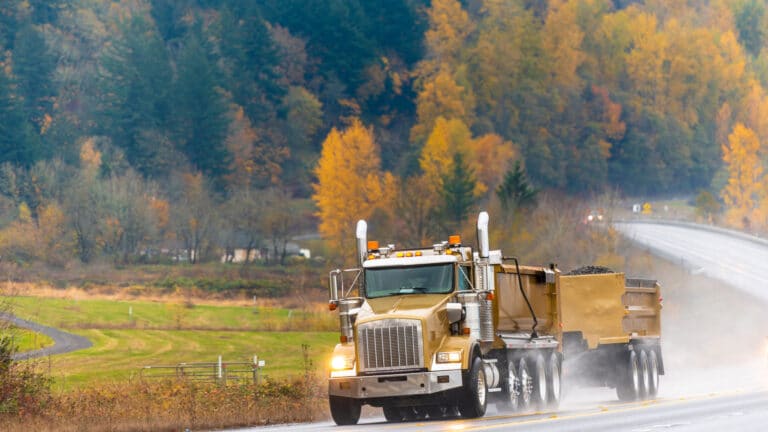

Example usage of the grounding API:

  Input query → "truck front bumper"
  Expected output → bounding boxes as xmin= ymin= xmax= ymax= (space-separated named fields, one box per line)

xmin=328 ymin=369 xmax=464 ymax=399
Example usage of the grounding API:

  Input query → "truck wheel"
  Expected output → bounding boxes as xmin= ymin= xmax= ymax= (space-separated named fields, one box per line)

xmin=616 ymin=350 xmax=640 ymax=401
xmin=383 ymin=405 xmax=404 ymax=422
xmin=532 ymin=353 xmax=549 ymax=410
xmin=639 ymin=349 xmax=650 ymax=399
xmin=458 ymin=356 xmax=488 ymax=418
xmin=329 ymin=395 xmax=361 ymax=425
xmin=647 ymin=349 xmax=660 ymax=398
xmin=546 ymin=352 xmax=562 ymax=409
xmin=518 ymin=357 xmax=533 ymax=410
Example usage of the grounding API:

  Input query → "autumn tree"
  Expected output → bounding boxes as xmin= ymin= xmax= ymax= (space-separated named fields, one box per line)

xmin=312 ymin=118 xmax=395 ymax=262
xmin=169 ymin=172 xmax=218 ymax=264
xmin=721 ymin=123 xmax=763 ymax=229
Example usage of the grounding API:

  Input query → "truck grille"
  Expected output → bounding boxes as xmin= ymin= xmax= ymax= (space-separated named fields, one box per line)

xmin=357 ymin=319 xmax=423 ymax=372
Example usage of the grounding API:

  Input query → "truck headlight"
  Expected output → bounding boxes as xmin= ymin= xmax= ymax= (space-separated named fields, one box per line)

xmin=331 ymin=354 xmax=355 ymax=370
xmin=436 ymin=351 xmax=462 ymax=363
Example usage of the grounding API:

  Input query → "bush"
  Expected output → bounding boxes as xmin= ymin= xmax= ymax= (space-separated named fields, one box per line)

xmin=0 ymin=336 xmax=52 ymax=417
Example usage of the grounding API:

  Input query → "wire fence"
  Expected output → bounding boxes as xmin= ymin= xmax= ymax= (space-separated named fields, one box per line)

xmin=140 ymin=356 xmax=266 ymax=384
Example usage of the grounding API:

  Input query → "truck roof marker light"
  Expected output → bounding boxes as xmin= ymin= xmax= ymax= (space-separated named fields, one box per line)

xmin=405 ymin=252 xmax=413 ymax=257
xmin=367 ymin=240 xmax=379 ymax=251
xmin=415 ymin=251 xmax=422 ymax=256
xmin=449 ymin=235 xmax=461 ymax=245
xmin=396 ymin=252 xmax=404 ymax=258
xmin=368 ymin=254 xmax=375 ymax=260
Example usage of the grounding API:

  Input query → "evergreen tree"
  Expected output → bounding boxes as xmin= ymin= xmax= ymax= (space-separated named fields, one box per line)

xmin=218 ymin=6 xmax=284 ymax=124
xmin=173 ymin=30 xmax=231 ymax=183
xmin=441 ymin=151 xmax=477 ymax=230
xmin=97 ymin=16 xmax=174 ymax=178
xmin=497 ymin=161 xmax=537 ymax=213
xmin=0 ymin=69 xmax=41 ymax=167
xmin=12 ymin=23 xmax=56 ymax=132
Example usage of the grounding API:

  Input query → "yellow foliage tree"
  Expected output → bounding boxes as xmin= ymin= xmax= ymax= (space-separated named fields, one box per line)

xmin=721 ymin=123 xmax=764 ymax=229
xmin=419 ymin=117 xmax=472 ymax=195
xmin=467 ymin=133 xmax=516 ymax=195
xmin=542 ymin=0 xmax=584 ymax=92
xmin=313 ymin=119 xmax=396 ymax=262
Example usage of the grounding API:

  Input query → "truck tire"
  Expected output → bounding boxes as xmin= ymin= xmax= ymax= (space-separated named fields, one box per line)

xmin=532 ymin=353 xmax=549 ymax=410
xmin=639 ymin=349 xmax=651 ymax=399
xmin=647 ymin=349 xmax=660 ymax=398
xmin=518 ymin=357 xmax=533 ymax=410
xmin=383 ymin=405 xmax=404 ymax=422
xmin=616 ymin=350 xmax=640 ymax=401
xmin=329 ymin=395 xmax=361 ymax=425
xmin=458 ymin=356 xmax=488 ymax=418
xmin=546 ymin=352 xmax=562 ymax=409
xmin=498 ymin=362 xmax=520 ymax=412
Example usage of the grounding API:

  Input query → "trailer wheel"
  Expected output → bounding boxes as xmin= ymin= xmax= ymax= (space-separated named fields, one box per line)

xmin=639 ymin=349 xmax=650 ymax=399
xmin=616 ymin=350 xmax=640 ymax=401
xmin=458 ymin=356 xmax=488 ymax=418
xmin=532 ymin=353 xmax=549 ymax=410
xmin=518 ymin=357 xmax=533 ymax=410
xmin=546 ymin=352 xmax=562 ymax=409
xmin=647 ymin=349 xmax=660 ymax=398
xmin=329 ymin=395 xmax=361 ymax=425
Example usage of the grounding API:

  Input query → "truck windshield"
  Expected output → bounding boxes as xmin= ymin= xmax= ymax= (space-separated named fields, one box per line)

xmin=365 ymin=263 xmax=454 ymax=298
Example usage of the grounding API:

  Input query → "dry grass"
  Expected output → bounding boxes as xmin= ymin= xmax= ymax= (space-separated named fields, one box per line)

xmin=0 ymin=376 xmax=329 ymax=432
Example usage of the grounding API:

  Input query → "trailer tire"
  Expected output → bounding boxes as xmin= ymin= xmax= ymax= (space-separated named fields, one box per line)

xmin=616 ymin=350 xmax=640 ymax=401
xmin=458 ymin=356 xmax=488 ymax=418
xmin=532 ymin=353 xmax=549 ymax=410
xmin=518 ymin=357 xmax=533 ymax=410
xmin=639 ymin=349 xmax=651 ymax=399
xmin=647 ymin=349 xmax=660 ymax=398
xmin=329 ymin=395 xmax=361 ymax=425
xmin=546 ymin=352 xmax=562 ymax=409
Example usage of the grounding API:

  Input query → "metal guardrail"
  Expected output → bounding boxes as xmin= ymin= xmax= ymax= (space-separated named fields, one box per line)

xmin=141 ymin=356 xmax=266 ymax=384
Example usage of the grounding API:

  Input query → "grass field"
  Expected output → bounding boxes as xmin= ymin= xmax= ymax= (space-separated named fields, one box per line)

xmin=10 ymin=327 xmax=54 ymax=353
xmin=6 ymin=296 xmax=339 ymax=388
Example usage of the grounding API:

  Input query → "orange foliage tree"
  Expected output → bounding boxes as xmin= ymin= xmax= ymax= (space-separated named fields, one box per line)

xmin=313 ymin=119 xmax=396 ymax=263
xmin=721 ymin=123 xmax=764 ymax=229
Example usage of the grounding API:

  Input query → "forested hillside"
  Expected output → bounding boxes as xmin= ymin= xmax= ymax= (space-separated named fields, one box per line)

xmin=1 ymin=0 xmax=768 ymax=265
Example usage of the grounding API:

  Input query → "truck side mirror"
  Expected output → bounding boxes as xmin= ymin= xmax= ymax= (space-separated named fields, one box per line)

xmin=329 ymin=269 xmax=341 ymax=304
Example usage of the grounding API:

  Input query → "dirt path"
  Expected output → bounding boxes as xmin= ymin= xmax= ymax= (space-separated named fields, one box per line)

xmin=1 ymin=313 xmax=92 ymax=360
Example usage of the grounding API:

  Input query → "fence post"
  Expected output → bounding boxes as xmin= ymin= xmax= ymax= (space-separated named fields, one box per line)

xmin=217 ymin=355 xmax=223 ymax=383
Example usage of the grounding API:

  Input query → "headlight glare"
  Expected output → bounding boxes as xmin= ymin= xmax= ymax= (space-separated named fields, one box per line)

xmin=331 ymin=355 xmax=354 ymax=370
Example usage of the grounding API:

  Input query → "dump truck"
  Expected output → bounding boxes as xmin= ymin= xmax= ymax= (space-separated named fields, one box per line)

xmin=326 ymin=212 xmax=663 ymax=425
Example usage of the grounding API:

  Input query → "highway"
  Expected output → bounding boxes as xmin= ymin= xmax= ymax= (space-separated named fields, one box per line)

xmin=233 ymin=221 xmax=768 ymax=431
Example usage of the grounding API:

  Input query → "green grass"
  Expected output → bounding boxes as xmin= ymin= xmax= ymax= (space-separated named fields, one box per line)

xmin=9 ymin=327 xmax=54 ymax=352
xmin=6 ymin=296 xmax=340 ymax=388
xmin=48 ymin=329 xmax=338 ymax=388
xmin=9 ymin=296 xmax=335 ymax=331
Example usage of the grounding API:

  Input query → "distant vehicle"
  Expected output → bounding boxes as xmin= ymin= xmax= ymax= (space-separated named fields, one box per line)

xmin=585 ymin=209 xmax=604 ymax=223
